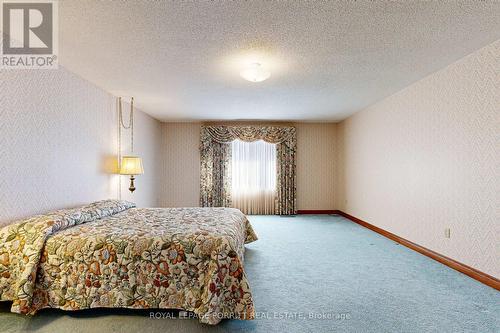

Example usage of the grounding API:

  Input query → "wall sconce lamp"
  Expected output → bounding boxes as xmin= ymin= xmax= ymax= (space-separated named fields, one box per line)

xmin=120 ymin=156 xmax=144 ymax=192
xmin=118 ymin=97 xmax=144 ymax=193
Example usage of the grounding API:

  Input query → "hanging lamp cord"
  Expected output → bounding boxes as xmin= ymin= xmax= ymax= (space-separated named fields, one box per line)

xmin=118 ymin=97 xmax=134 ymax=152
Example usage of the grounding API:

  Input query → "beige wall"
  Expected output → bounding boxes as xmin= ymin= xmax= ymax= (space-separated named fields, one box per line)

xmin=158 ymin=122 xmax=337 ymax=210
xmin=159 ymin=123 xmax=201 ymax=207
xmin=336 ymin=40 xmax=499 ymax=278
xmin=296 ymin=123 xmax=337 ymax=210
xmin=0 ymin=67 xmax=161 ymax=227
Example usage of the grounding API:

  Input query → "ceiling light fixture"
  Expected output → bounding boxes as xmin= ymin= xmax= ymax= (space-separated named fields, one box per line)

xmin=240 ymin=63 xmax=271 ymax=82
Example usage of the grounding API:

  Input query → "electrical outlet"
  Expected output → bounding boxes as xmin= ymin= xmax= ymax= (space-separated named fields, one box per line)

xmin=444 ymin=228 xmax=451 ymax=239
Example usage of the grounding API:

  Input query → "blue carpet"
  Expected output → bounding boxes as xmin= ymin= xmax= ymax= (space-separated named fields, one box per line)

xmin=0 ymin=215 xmax=498 ymax=332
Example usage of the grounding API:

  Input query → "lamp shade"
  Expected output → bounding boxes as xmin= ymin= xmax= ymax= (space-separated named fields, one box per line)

xmin=120 ymin=156 xmax=144 ymax=175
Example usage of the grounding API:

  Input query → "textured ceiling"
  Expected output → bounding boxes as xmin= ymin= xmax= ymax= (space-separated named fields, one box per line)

xmin=58 ymin=1 xmax=500 ymax=122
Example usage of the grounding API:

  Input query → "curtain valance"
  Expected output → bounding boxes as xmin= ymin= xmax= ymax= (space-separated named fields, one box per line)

xmin=201 ymin=126 xmax=296 ymax=147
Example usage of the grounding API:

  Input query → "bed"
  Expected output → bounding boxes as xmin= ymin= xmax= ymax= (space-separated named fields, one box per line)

xmin=0 ymin=200 xmax=258 ymax=324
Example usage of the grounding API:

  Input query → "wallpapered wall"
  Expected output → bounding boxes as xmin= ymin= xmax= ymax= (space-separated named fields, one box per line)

xmin=296 ymin=123 xmax=337 ymax=210
xmin=0 ymin=67 xmax=161 ymax=227
xmin=158 ymin=122 xmax=338 ymax=210
xmin=336 ymin=40 xmax=499 ymax=278
xmin=159 ymin=123 xmax=201 ymax=207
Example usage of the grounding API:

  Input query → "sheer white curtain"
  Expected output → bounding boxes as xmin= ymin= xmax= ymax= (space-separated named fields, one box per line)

xmin=231 ymin=139 xmax=277 ymax=214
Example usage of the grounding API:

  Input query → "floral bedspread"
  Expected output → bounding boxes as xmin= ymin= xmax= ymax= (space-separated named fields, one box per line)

xmin=0 ymin=200 xmax=258 ymax=324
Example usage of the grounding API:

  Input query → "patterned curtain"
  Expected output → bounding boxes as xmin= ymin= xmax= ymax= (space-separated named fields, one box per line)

xmin=276 ymin=142 xmax=296 ymax=215
xmin=200 ymin=141 xmax=232 ymax=207
xmin=200 ymin=126 xmax=297 ymax=215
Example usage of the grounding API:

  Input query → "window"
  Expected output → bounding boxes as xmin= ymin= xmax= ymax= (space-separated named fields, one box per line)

xmin=231 ymin=139 xmax=277 ymax=214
